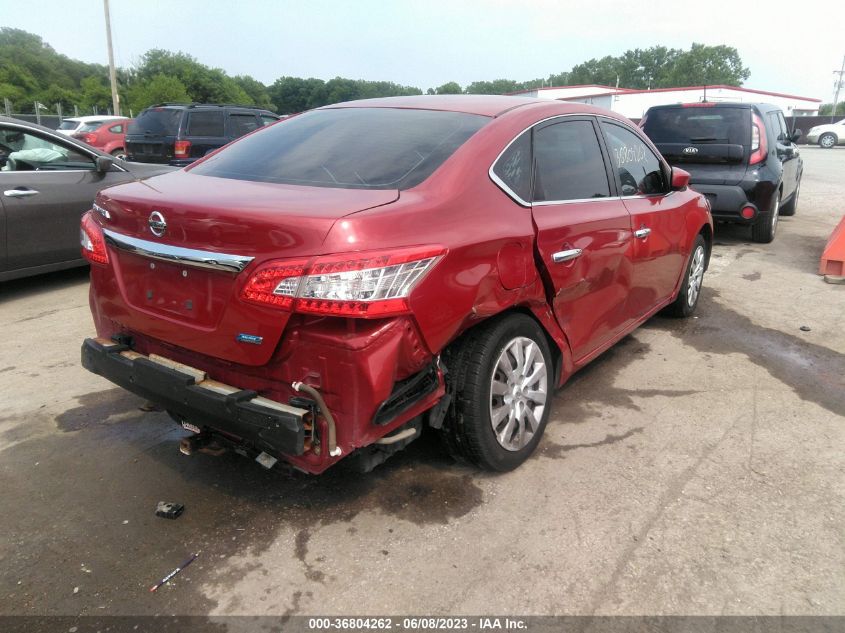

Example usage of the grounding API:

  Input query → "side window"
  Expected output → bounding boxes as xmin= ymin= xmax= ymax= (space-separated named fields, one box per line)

xmin=767 ymin=112 xmax=784 ymax=141
xmin=230 ymin=114 xmax=260 ymax=138
xmin=187 ymin=111 xmax=225 ymax=136
xmin=533 ymin=120 xmax=610 ymax=202
xmin=492 ymin=130 xmax=532 ymax=203
xmin=109 ymin=124 xmax=124 ymax=134
xmin=0 ymin=127 xmax=94 ymax=172
xmin=776 ymin=112 xmax=790 ymax=141
xmin=261 ymin=115 xmax=279 ymax=126
xmin=600 ymin=121 xmax=667 ymax=196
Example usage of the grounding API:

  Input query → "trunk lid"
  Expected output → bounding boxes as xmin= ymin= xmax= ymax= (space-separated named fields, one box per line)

xmin=96 ymin=171 xmax=399 ymax=365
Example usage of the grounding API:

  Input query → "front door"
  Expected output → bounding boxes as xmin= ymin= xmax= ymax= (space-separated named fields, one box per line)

xmin=0 ymin=125 xmax=122 ymax=271
xmin=599 ymin=120 xmax=686 ymax=318
xmin=530 ymin=117 xmax=634 ymax=362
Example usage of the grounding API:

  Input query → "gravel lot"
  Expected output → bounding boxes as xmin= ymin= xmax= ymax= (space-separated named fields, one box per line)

xmin=1 ymin=147 xmax=843 ymax=618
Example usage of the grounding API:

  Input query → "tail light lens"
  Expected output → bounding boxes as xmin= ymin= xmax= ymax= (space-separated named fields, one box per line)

xmin=750 ymin=113 xmax=767 ymax=165
xmin=174 ymin=140 xmax=192 ymax=159
xmin=83 ymin=133 xmax=98 ymax=144
xmin=80 ymin=211 xmax=109 ymax=265
xmin=240 ymin=246 xmax=445 ymax=317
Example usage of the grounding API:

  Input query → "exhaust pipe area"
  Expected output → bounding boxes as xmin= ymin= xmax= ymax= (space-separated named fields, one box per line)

xmin=292 ymin=381 xmax=341 ymax=457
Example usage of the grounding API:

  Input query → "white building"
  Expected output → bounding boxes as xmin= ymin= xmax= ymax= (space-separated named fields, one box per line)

xmin=511 ymin=84 xmax=821 ymax=119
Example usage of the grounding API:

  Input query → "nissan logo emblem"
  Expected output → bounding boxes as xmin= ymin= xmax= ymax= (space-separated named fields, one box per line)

xmin=682 ymin=147 xmax=699 ymax=155
xmin=148 ymin=211 xmax=167 ymax=237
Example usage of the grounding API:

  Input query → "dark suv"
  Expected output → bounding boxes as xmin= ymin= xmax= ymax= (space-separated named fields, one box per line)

xmin=641 ymin=102 xmax=802 ymax=243
xmin=125 ymin=103 xmax=280 ymax=166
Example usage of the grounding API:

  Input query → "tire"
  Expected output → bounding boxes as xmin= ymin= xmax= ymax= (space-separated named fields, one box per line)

xmin=110 ymin=148 xmax=126 ymax=160
xmin=780 ymin=177 xmax=800 ymax=216
xmin=751 ymin=190 xmax=781 ymax=243
xmin=439 ymin=313 xmax=553 ymax=472
xmin=665 ymin=235 xmax=707 ymax=318
xmin=819 ymin=133 xmax=837 ymax=149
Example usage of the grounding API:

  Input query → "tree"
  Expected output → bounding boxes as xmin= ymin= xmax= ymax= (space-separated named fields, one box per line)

xmin=664 ymin=43 xmax=750 ymax=87
xmin=431 ymin=81 xmax=462 ymax=94
xmin=465 ymin=79 xmax=520 ymax=94
xmin=819 ymin=102 xmax=845 ymax=116
xmin=269 ymin=77 xmax=328 ymax=113
xmin=125 ymin=74 xmax=191 ymax=113
xmin=233 ymin=75 xmax=274 ymax=110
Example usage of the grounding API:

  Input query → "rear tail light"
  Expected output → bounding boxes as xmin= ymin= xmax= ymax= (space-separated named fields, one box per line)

xmin=240 ymin=246 xmax=446 ymax=317
xmin=80 ymin=211 xmax=109 ymax=265
xmin=750 ymin=113 xmax=767 ymax=165
xmin=174 ymin=140 xmax=192 ymax=159
xmin=740 ymin=206 xmax=757 ymax=219
xmin=83 ymin=133 xmax=98 ymax=144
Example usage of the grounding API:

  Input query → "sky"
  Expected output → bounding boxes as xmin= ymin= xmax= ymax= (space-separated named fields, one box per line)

xmin=1 ymin=0 xmax=843 ymax=102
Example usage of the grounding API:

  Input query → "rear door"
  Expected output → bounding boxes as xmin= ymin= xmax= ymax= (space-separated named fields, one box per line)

xmin=185 ymin=109 xmax=228 ymax=159
xmin=0 ymin=124 xmax=132 ymax=271
xmin=528 ymin=117 xmax=635 ymax=361
xmin=768 ymin=109 xmax=798 ymax=199
xmin=599 ymin=120 xmax=686 ymax=318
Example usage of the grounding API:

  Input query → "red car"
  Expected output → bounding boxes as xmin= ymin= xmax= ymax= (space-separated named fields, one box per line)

xmin=72 ymin=118 xmax=131 ymax=159
xmin=80 ymin=96 xmax=712 ymax=475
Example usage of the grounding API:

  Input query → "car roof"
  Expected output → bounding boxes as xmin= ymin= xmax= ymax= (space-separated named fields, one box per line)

xmin=321 ymin=95 xmax=549 ymax=117
xmin=63 ymin=115 xmax=128 ymax=123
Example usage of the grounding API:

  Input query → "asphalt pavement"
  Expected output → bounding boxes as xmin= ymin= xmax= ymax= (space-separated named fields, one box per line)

xmin=0 ymin=147 xmax=843 ymax=618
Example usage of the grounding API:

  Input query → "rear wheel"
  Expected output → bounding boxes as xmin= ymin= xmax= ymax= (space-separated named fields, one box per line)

xmin=751 ymin=191 xmax=780 ymax=243
xmin=665 ymin=235 xmax=707 ymax=318
xmin=780 ymin=178 xmax=800 ymax=216
xmin=819 ymin=133 xmax=837 ymax=149
xmin=440 ymin=314 xmax=553 ymax=471
xmin=110 ymin=148 xmax=126 ymax=161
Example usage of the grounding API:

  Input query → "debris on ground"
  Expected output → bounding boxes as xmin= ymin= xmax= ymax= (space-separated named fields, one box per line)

xmin=155 ymin=501 xmax=185 ymax=520
xmin=149 ymin=553 xmax=198 ymax=592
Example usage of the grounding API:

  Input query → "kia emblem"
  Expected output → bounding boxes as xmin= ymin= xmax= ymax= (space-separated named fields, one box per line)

xmin=148 ymin=211 xmax=167 ymax=237
xmin=682 ymin=147 xmax=699 ymax=155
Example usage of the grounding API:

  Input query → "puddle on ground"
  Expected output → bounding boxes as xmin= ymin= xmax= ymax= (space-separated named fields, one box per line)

xmin=647 ymin=291 xmax=844 ymax=416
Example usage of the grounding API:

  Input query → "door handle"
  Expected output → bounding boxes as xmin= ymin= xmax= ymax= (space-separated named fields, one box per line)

xmin=552 ymin=248 xmax=582 ymax=263
xmin=4 ymin=188 xmax=40 ymax=198
xmin=633 ymin=227 xmax=651 ymax=239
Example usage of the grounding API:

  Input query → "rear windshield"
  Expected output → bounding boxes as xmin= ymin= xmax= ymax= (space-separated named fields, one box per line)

xmin=78 ymin=121 xmax=104 ymax=133
xmin=643 ymin=107 xmax=751 ymax=146
xmin=128 ymin=108 xmax=182 ymax=136
xmin=57 ymin=120 xmax=78 ymax=130
xmin=190 ymin=108 xmax=489 ymax=190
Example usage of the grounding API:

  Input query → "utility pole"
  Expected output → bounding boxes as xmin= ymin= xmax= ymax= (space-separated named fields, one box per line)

xmin=832 ymin=55 xmax=845 ymax=123
xmin=103 ymin=0 xmax=120 ymax=116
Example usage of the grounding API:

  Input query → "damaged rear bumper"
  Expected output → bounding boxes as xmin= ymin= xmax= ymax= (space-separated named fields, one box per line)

xmin=80 ymin=337 xmax=311 ymax=456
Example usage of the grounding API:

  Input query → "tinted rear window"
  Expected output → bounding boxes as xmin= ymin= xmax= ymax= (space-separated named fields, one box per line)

xmin=190 ymin=108 xmax=489 ymax=190
xmin=57 ymin=120 xmax=79 ymax=130
xmin=128 ymin=108 xmax=182 ymax=136
xmin=643 ymin=107 xmax=750 ymax=146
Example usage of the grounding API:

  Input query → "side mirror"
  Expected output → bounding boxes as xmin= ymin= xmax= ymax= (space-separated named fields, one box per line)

xmin=95 ymin=155 xmax=114 ymax=173
xmin=671 ymin=167 xmax=690 ymax=191
xmin=790 ymin=129 xmax=802 ymax=143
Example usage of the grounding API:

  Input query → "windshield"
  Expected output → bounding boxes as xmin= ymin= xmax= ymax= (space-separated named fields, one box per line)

xmin=190 ymin=108 xmax=489 ymax=190
xmin=57 ymin=120 xmax=79 ymax=130
xmin=128 ymin=108 xmax=182 ymax=136
xmin=644 ymin=107 xmax=751 ymax=146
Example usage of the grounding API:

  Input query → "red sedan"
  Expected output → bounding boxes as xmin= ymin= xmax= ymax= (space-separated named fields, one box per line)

xmin=79 ymin=96 xmax=712 ymax=474
xmin=72 ymin=117 xmax=131 ymax=159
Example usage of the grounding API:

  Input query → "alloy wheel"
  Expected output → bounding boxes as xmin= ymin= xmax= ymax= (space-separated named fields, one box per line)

xmin=489 ymin=336 xmax=548 ymax=451
xmin=687 ymin=245 xmax=706 ymax=307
